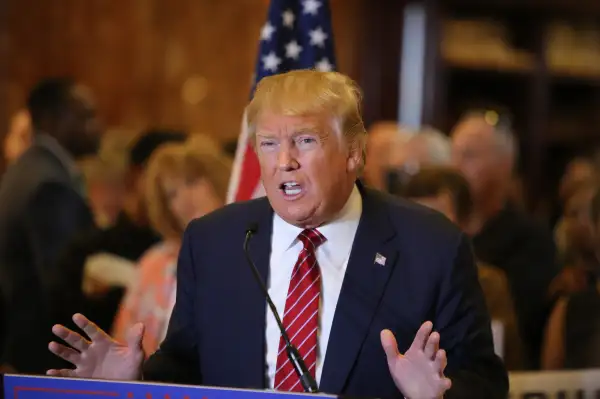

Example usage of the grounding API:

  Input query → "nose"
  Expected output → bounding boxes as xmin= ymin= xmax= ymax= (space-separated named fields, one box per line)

xmin=277 ymin=147 xmax=299 ymax=171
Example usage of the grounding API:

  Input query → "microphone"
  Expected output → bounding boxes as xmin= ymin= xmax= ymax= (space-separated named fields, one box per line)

xmin=244 ymin=223 xmax=319 ymax=393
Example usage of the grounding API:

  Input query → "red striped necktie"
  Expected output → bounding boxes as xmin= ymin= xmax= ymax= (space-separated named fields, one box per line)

xmin=274 ymin=228 xmax=326 ymax=392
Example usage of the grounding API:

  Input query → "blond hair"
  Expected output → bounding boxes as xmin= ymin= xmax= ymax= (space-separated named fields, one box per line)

xmin=145 ymin=134 xmax=232 ymax=239
xmin=246 ymin=69 xmax=367 ymax=168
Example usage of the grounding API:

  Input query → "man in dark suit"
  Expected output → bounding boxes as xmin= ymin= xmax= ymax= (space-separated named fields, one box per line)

xmin=49 ymin=70 xmax=508 ymax=398
xmin=0 ymin=78 xmax=100 ymax=374
xmin=451 ymin=111 xmax=559 ymax=368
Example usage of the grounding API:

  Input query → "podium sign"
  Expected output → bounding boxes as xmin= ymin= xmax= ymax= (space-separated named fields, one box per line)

xmin=3 ymin=374 xmax=335 ymax=399
xmin=508 ymin=369 xmax=600 ymax=398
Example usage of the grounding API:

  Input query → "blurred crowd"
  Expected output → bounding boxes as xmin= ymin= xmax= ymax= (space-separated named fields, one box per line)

xmin=0 ymin=76 xmax=598 ymax=376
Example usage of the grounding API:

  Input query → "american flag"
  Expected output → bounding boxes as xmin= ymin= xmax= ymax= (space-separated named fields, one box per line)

xmin=226 ymin=0 xmax=337 ymax=203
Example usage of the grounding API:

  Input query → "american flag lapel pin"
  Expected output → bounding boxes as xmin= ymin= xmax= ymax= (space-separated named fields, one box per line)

xmin=374 ymin=253 xmax=386 ymax=266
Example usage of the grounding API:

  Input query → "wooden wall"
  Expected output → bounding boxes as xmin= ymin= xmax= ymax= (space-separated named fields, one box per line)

xmin=2 ymin=0 xmax=367 ymax=144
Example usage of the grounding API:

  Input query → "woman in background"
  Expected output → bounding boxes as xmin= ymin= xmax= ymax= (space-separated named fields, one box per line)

xmin=112 ymin=135 xmax=232 ymax=356
xmin=542 ymin=184 xmax=600 ymax=370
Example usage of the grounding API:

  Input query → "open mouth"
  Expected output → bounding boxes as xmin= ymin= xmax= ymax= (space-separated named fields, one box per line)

xmin=279 ymin=181 xmax=303 ymax=199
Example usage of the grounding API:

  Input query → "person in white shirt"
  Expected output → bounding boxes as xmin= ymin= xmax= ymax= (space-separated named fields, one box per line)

xmin=47 ymin=70 xmax=507 ymax=399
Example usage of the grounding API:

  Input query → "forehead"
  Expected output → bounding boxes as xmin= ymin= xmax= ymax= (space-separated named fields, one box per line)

xmin=452 ymin=119 xmax=495 ymax=148
xmin=69 ymin=85 xmax=96 ymax=109
xmin=255 ymin=112 xmax=330 ymax=134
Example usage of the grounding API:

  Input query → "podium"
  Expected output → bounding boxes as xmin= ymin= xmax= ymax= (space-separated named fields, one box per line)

xmin=2 ymin=374 xmax=335 ymax=399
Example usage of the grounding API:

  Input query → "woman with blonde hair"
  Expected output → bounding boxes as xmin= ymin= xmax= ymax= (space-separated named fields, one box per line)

xmin=112 ymin=134 xmax=231 ymax=355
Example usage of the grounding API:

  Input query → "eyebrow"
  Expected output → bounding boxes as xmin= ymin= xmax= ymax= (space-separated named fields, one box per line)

xmin=294 ymin=127 xmax=319 ymax=134
xmin=255 ymin=133 xmax=277 ymax=139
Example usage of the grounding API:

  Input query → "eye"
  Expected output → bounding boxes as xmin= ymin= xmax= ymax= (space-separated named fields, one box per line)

xmin=259 ymin=140 xmax=276 ymax=148
xmin=296 ymin=136 xmax=317 ymax=147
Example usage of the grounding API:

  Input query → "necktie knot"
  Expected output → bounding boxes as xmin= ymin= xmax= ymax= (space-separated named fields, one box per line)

xmin=298 ymin=228 xmax=326 ymax=251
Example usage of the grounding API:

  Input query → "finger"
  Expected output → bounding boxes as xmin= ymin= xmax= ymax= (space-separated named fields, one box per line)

xmin=409 ymin=321 xmax=433 ymax=352
xmin=46 ymin=369 xmax=77 ymax=378
xmin=48 ymin=341 xmax=81 ymax=365
xmin=380 ymin=329 xmax=400 ymax=360
xmin=440 ymin=377 xmax=452 ymax=391
xmin=424 ymin=331 xmax=440 ymax=359
xmin=433 ymin=349 xmax=447 ymax=374
xmin=73 ymin=313 xmax=109 ymax=342
xmin=52 ymin=325 xmax=90 ymax=352
xmin=126 ymin=323 xmax=145 ymax=349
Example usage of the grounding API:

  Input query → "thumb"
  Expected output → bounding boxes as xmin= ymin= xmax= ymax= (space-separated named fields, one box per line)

xmin=380 ymin=329 xmax=400 ymax=360
xmin=126 ymin=323 xmax=145 ymax=349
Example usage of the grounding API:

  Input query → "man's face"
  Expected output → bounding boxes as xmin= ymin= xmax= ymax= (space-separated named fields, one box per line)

xmin=255 ymin=112 xmax=361 ymax=227
xmin=59 ymin=85 xmax=102 ymax=157
xmin=451 ymin=121 xmax=506 ymax=200
xmin=364 ymin=123 xmax=404 ymax=190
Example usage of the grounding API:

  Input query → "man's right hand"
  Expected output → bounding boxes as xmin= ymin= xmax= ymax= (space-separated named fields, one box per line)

xmin=47 ymin=313 xmax=144 ymax=380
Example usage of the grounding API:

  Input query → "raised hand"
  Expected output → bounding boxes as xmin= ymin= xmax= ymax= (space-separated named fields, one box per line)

xmin=47 ymin=313 xmax=144 ymax=380
xmin=381 ymin=322 xmax=452 ymax=399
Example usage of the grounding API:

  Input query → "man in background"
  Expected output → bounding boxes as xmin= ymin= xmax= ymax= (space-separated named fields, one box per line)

xmin=401 ymin=166 xmax=525 ymax=370
xmin=451 ymin=112 xmax=559 ymax=368
xmin=363 ymin=122 xmax=452 ymax=193
xmin=363 ymin=121 xmax=410 ymax=191
xmin=0 ymin=78 xmax=100 ymax=373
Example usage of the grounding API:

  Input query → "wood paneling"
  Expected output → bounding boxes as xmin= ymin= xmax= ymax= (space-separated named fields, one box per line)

xmin=3 ymin=0 xmax=366 ymax=144
xmin=358 ymin=0 xmax=404 ymax=128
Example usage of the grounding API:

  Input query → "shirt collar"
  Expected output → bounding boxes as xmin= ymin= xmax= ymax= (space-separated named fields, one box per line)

xmin=272 ymin=184 xmax=363 ymax=261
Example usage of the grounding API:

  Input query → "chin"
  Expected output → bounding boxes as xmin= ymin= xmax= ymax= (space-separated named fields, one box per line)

xmin=274 ymin=205 xmax=308 ymax=223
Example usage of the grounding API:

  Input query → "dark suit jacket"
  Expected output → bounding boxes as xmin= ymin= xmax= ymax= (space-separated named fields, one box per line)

xmin=144 ymin=186 xmax=508 ymax=398
xmin=0 ymin=139 xmax=94 ymax=374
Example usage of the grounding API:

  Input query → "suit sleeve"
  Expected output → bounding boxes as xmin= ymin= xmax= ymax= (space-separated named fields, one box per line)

xmin=143 ymin=223 xmax=202 ymax=384
xmin=25 ymin=181 xmax=94 ymax=317
xmin=436 ymin=234 xmax=509 ymax=399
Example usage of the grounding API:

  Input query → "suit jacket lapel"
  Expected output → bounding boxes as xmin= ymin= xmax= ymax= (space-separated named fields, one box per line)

xmin=241 ymin=198 xmax=273 ymax=389
xmin=319 ymin=186 xmax=398 ymax=394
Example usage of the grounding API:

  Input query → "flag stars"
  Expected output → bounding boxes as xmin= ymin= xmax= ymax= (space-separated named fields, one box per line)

xmin=285 ymin=40 xmax=303 ymax=60
xmin=316 ymin=58 xmax=333 ymax=72
xmin=261 ymin=22 xmax=275 ymax=41
xmin=309 ymin=27 xmax=328 ymax=47
xmin=262 ymin=51 xmax=282 ymax=72
xmin=282 ymin=10 xmax=295 ymax=28
xmin=302 ymin=0 xmax=322 ymax=16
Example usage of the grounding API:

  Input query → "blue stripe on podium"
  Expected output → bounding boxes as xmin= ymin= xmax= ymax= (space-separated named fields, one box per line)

xmin=3 ymin=374 xmax=337 ymax=399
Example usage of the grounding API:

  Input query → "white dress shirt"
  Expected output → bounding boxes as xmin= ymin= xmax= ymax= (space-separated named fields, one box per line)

xmin=265 ymin=184 xmax=362 ymax=388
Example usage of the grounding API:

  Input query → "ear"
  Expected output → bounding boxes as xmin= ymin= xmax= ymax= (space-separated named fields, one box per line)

xmin=346 ymin=137 xmax=364 ymax=173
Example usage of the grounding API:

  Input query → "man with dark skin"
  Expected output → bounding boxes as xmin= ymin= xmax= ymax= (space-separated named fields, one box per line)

xmin=0 ymin=78 xmax=101 ymax=374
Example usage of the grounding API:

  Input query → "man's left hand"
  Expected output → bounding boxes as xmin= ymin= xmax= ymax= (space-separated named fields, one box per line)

xmin=381 ymin=321 xmax=452 ymax=399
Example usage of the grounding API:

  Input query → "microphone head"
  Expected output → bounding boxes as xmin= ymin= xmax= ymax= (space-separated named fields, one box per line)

xmin=246 ymin=223 xmax=258 ymax=235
